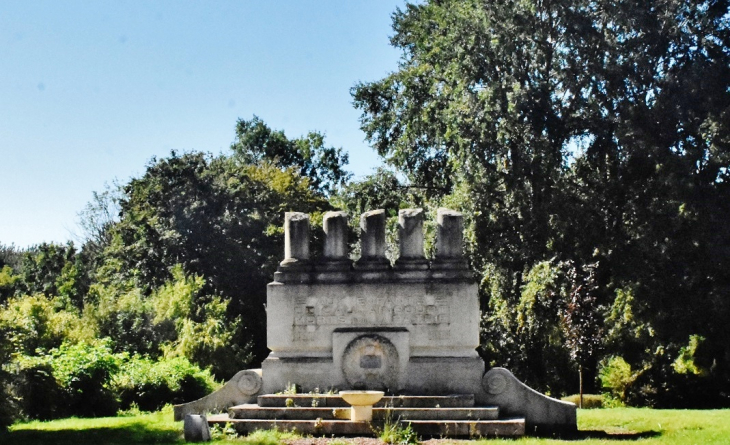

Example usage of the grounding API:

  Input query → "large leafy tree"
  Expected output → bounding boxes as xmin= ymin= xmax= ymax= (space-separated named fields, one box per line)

xmin=232 ymin=116 xmax=352 ymax=195
xmin=354 ymin=0 xmax=730 ymax=403
xmin=97 ymin=151 xmax=330 ymax=368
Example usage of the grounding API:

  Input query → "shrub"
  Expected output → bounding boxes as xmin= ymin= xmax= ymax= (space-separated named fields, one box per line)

xmin=599 ymin=356 xmax=635 ymax=404
xmin=16 ymin=339 xmax=122 ymax=419
xmin=241 ymin=429 xmax=301 ymax=445
xmin=112 ymin=355 xmax=218 ymax=412
xmin=12 ymin=362 xmax=65 ymax=420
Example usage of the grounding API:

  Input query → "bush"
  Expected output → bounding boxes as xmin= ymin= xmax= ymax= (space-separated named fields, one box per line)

xmin=12 ymin=362 xmax=65 ymax=420
xmin=112 ymin=356 xmax=218 ymax=412
xmin=599 ymin=356 xmax=635 ymax=404
xmin=15 ymin=339 xmax=122 ymax=419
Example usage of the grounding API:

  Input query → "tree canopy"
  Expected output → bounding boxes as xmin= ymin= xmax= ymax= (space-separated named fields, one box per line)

xmin=354 ymin=0 xmax=730 ymax=405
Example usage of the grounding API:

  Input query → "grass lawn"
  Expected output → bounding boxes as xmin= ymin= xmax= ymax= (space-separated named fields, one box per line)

xmin=2 ymin=407 xmax=730 ymax=444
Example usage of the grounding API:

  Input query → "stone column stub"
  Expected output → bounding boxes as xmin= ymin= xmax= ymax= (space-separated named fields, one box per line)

xmin=395 ymin=208 xmax=428 ymax=270
xmin=318 ymin=211 xmax=351 ymax=274
xmin=355 ymin=209 xmax=390 ymax=271
xmin=433 ymin=208 xmax=468 ymax=270
xmin=281 ymin=212 xmax=310 ymax=268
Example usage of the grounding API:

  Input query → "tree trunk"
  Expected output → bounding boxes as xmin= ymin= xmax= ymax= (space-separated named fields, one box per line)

xmin=579 ymin=365 xmax=584 ymax=409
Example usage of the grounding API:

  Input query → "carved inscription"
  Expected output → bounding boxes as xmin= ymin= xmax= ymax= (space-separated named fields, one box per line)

xmin=292 ymin=295 xmax=451 ymax=327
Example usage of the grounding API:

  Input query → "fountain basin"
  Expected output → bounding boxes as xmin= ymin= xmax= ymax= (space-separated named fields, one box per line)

xmin=339 ymin=391 xmax=385 ymax=421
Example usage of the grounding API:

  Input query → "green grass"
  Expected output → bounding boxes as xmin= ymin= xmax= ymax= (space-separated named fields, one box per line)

xmin=2 ymin=407 xmax=730 ymax=444
xmin=3 ymin=406 xmax=183 ymax=445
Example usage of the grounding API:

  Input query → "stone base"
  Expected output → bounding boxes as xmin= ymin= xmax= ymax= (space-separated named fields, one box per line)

xmin=175 ymin=366 xmax=576 ymax=435
xmin=402 ymin=356 xmax=485 ymax=395
xmin=261 ymin=353 xmax=485 ymax=395
xmin=208 ymin=415 xmax=526 ymax=438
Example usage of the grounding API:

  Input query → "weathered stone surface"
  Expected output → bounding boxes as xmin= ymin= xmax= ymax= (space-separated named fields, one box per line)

xmin=173 ymin=369 xmax=263 ymax=421
xmin=175 ymin=208 xmax=576 ymax=436
xmin=395 ymin=209 xmax=427 ymax=270
xmin=323 ymin=211 xmax=349 ymax=260
xmin=207 ymin=415 xmax=526 ymax=438
xmin=183 ymin=414 xmax=211 ymax=442
xmin=480 ymin=367 xmax=577 ymax=434
xmin=281 ymin=212 xmax=310 ymax=266
xmin=433 ymin=208 xmax=468 ymax=269
xmin=255 ymin=393 xmax=476 ymax=408
xmin=266 ymin=281 xmax=478 ymax=358
xmin=356 ymin=209 xmax=389 ymax=270
xmin=228 ymin=404 xmax=498 ymax=421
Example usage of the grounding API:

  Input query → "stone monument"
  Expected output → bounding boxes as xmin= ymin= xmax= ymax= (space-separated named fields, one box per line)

xmin=174 ymin=209 xmax=576 ymax=436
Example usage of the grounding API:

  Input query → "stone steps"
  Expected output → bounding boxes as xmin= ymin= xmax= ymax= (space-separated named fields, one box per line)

xmin=229 ymin=404 xmax=499 ymax=421
xmin=206 ymin=393 xmax=525 ymax=438
xmin=257 ymin=394 xmax=475 ymax=408
xmin=207 ymin=415 xmax=526 ymax=438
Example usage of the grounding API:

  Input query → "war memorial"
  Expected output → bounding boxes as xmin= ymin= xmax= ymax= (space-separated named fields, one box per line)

xmin=175 ymin=208 xmax=576 ymax=439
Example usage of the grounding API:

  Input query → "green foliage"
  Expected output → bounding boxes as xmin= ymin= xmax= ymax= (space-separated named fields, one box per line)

xmin=100 ymin=152 xmax=329 ymax=368
xmin=209 ymin=422 xmax=238 ymax=441
xmin=17 ymin=243 xmax=86 ymax=308
xmin=599 ymin=356 xmax=635 ymax=404
xmin=0 ymin=318 xmax=16 ymax=431
xmin=15 ymin=340 xmax=123 ymax=418
xmin=0 ymin=294 xmax=91 ymax=355
xmin=672 ymin=335 xmax=707 ymax=377
xmin=354 ymin=0 xmax=730 ymax=406
xmin=88 ymin=265 xmax=248 ymax=378
xmin=377 ymin=415 xmax=420 ymax=445
xmin=232 ymin=115 xmax=351 ymax=195
xmin=239 ymin=429 xmax=301 ymax=445
xmin=0 ymin=265 xmax=19 ymax=303
xmin=112 ymin=355 xmax=217 ymax=412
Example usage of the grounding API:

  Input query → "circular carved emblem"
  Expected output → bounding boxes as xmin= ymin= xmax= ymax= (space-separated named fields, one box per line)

xmin=482 ymin=371 xmax=508 ymax=395
xmin=237 ymin=371 xmax=263 ymax=395
xmin=342 ymin=334 xmax=399 ymax=391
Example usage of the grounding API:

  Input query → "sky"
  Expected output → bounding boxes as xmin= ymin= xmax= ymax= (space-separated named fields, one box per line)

xmin=0 ymin=1 xmax=406 ymax=249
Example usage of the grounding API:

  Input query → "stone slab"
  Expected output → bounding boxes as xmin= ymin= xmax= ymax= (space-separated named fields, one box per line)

xmin=405 ymin=419 xmax=525 ymax=437
xmin=266 ymin=281 xmax=479 ymax=358
xmin=256 ymin=394 xmax=475 ymax=408
xmin=207 ymin=415 xmax=525 ymax=437
xmin=229 ymin=405 xmax=498 ymax=421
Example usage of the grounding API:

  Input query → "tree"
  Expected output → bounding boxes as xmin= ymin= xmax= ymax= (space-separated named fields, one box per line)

xmin=231 ymin=116 xmax=352 ymax=195
xmin=561 ymin=261 xmax=603 ymax=408
xmin=17 ymin=243 xmax=86 ymax=309
xmin=353 ymin=0 xmax=730 ymax=403
xmin=96 ymin=151 xmax=330 ymax=371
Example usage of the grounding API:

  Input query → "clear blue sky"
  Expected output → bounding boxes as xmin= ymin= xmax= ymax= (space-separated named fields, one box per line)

xmin=1 ymin=1 xmax=405 ymax=248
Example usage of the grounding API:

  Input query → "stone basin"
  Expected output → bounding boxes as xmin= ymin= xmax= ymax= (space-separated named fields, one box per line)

xmin=339 ymin=391 xmax=385 ymax=421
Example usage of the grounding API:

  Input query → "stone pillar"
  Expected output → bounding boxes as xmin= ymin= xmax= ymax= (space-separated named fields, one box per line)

xmin=433 ymin=208 xmax=468 ymax=269
xmin=281 ymin=212 xmax=310 ymax=267
xmin=356 ymin=209 xmax=389 ymax=270
xmin=318 ymin=211 xmax=351 ymax=277
xmin=395 ymin=208 xmax=428 ymax=270
xmin=323 ymin=211 xmax=349 ymax=260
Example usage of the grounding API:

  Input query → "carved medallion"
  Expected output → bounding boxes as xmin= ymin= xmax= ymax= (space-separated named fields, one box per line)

xmin=341 ymin=334 xmax=399 ymax=391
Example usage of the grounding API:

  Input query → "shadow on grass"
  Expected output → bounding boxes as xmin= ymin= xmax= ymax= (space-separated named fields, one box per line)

xmin=543 ymin=429 xmax=661 ymax=441
xmin=0 ymin=421 xmax=183 ymax=445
